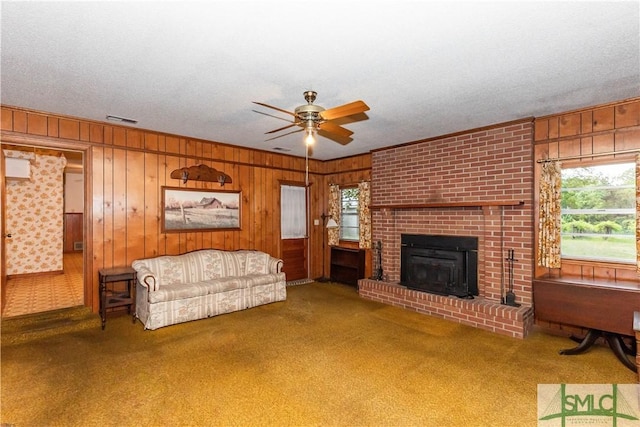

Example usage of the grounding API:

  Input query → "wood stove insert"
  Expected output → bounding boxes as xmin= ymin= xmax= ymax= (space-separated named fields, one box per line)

xmin=401 ymin=234 xmax=478 ymax=298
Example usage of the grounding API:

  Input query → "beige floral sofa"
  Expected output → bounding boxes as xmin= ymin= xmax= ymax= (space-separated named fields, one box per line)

xmin=131 ymin=249 xmax=286 ymax=330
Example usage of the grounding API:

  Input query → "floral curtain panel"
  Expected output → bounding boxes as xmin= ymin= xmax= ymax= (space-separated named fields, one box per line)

xmin=358 ymin=181 xmax=372 ymax=249
xmin=636 ymin=155 xmax=640 ymax=272
xmin=537 ymin=160 xmax=562 ymax=268
xmin=328 ymin=184 xmax=340 ymax=246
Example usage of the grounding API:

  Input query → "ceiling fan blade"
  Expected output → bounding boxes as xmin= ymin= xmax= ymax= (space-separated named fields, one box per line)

xmin=264 ymin=128 xmax=304 ymax=142
xmin=252 ymin=110 xmax=294 ymax=123
xmin=318 ymin=129 xmax=353 ymax=145
xmin=320 ymin=100 xmax=370 ymax=121
xmin=318 ymin=121 xmax=354 ymax=138
xmin=252 ymin=101 xmax=296 ymax=117
xmin=265 ymin=123 xmax=300 ymax=134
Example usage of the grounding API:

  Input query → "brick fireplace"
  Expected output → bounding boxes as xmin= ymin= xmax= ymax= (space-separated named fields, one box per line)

xmin=359 ymin=119 xmax=535 ymax=338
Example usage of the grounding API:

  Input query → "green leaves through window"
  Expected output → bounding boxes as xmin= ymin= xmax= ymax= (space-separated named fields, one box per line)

xmin=561 ymin=162 xmax=636 ymax=262
xmin=340 ymin=187 xmax=360 ymax=242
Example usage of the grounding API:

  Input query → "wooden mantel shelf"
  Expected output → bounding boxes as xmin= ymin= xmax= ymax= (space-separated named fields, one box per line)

xmin=370 ymin=200 xmax=525 ymax=210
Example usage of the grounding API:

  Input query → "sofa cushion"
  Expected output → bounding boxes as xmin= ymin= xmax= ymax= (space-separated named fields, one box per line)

xmin=201 ymin=276 xmax=246 ymax=294
xmin=204 ymin=250 xmax=246 ymax=279
xmin=245 ymin=251 xmax=271 ymax=275
xmin=149 ymin=277 xmax=249 ymax=303
xmin=182 ymin=251 xmax=216 ymax=283
xmin=144 ymin=255 xmax=187 ymax=288
xmin=148 ymin=281 xmax=211 ymax=304
xmin=244 ymin=273 xmax=284 ymax=287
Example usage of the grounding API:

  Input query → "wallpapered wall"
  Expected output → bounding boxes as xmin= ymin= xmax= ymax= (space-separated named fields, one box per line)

xmin=4 ymin=150 xmax=67 ymax=275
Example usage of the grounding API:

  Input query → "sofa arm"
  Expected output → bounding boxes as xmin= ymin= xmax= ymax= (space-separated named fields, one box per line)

xmin=132 ymin=265 xmax=159 ymax=292
xmin=269 ymin=257 xmax=283 ymax=274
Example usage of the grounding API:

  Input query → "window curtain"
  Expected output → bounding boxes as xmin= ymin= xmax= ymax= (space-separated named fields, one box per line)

xmin=281 ymin=185 xmax=307 ymax=238
xmin=358 ymin=181 xmax=372 ymax=249
xmin=636 ymin=155 xmax=640 ymax=272
xmin=537 ymin=160 xmax=562 ymax=268
xmin=328 ymin=184 xmax=340 ymax=246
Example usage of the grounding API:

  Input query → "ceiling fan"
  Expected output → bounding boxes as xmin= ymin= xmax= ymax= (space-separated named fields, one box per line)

xmin=253 ymin=91 xmax=369 ymax=145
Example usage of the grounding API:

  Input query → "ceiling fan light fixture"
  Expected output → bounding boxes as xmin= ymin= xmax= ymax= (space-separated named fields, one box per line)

xmin=304 ymin=119 xmax=316 ymax=145
xmin=304 ymin=128 xmax=315 ymax=146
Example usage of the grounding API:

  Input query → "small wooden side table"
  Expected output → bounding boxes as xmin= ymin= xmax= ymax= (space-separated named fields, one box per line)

xmin=98 ymin=267 xmax=137 ymax=330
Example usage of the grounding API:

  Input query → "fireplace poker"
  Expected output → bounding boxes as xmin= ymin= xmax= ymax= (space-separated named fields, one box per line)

xmin=499 ymin=206 xmax=506 ymax=304
xmin=500 ymin=248 xmax=505 ymax=305
xmin=503 ymin=249 xmax=520 ymax=307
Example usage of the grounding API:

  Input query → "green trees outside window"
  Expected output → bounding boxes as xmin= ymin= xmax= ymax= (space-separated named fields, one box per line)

xmin=340 ymin=188 xmax=360 ymax=241
xmin=561 ymin=163 xmax=636 ymax=262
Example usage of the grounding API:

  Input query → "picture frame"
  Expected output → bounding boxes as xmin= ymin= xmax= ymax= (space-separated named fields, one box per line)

xmin=161 ymin=186 xmax=241 ymax=233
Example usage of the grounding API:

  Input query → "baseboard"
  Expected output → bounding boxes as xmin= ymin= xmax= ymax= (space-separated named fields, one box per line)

xmin=286 ymin=278 xmax=314 ymax=286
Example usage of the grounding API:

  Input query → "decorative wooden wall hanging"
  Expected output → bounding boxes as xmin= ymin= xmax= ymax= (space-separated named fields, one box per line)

xmin=170 ymin=164 xmax=232 ymax=186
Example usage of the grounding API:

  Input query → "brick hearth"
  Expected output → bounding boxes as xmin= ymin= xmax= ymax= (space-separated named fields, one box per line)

xmin=359 ymin=279 xmax=534 ymax=339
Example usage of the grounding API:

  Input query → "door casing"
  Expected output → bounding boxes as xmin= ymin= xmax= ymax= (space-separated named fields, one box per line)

xmin=0 ymin=133 xmax=93 ymax=312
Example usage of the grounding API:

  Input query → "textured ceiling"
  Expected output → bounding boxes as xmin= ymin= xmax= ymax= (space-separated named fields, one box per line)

xmin=1 ymin=1 xmax=639 ymax=160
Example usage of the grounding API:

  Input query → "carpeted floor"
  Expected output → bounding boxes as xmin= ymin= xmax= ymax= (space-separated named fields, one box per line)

xmin=1 ymin=282 xmax=636 ymax=426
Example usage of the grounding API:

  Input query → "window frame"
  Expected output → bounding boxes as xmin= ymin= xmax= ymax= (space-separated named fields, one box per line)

xmin=559 ymin=159 xmax=636 ymax=265
xmin=339 ymin=186 xmax=360 ymax=243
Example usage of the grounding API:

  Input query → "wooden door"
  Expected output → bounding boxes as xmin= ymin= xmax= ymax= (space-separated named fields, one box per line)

xmin=64 ymin=213 xmax=84 ymax=252
xmin=281 ymin=238 xmax=307 ymax=281
xmin=280 ymin=183 xmax=308 ymax=281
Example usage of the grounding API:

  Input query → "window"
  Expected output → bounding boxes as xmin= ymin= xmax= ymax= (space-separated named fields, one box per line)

xmin=339 ymin=187 xmax=359 ymax=241
xmin=560 ymin=162 xmax=636 ymax=263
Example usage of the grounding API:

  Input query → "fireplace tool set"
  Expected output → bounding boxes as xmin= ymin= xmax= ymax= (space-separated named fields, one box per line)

xmin=502 ymin=249 xmax=520 ymax=307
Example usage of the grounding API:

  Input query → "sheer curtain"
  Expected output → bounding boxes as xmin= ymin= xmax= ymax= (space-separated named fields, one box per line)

xmin=537 ymin=161 xmax=562 ymax=268
xmin=281 ymin=185 xmax=307 ymax=238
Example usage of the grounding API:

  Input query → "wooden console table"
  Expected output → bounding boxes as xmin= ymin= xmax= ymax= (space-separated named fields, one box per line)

xmin=533 ymin=277 xmax=639 ymax=372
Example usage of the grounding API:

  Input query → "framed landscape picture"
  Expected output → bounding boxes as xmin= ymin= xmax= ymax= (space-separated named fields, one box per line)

xmin=161 ymin=186 xmax=241 ymax=232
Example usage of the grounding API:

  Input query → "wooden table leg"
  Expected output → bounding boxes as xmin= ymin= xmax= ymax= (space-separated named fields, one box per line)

xmin=130 ymin=278 xmax=136 ymax=324
xmin=605 ymin=333 xmax=638 ymax=373
xmin=559 ymin=329 xmax=601 ymax=355
xmin=559 ymin=328 xmax=638 ymax=373
xmin=99 ymin=280 xmax=107 ymax=330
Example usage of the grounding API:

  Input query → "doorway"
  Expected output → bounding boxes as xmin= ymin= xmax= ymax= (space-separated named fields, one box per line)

xmin=1 ymin=143 xmax=86 ymax=317
xmin=280 ymin=183 xmax=308 ymax=282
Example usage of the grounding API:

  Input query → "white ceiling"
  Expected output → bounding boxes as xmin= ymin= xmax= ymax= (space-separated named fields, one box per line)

xmin=1 ymin=1 xmax=639 ymax=160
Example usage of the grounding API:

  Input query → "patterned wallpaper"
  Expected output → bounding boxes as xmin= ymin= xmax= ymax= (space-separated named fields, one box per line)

xmin=4 ymin=150 xmax=67 ymax=275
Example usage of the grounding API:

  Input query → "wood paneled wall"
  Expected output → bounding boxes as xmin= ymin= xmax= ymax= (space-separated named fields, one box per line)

xmin=1 ymin=105 xmax=345 ymax=311
xmin=8 ymin=97 xmax=636 ymax=313
xmin=533 ymin=97 xmax=640 ymax=281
